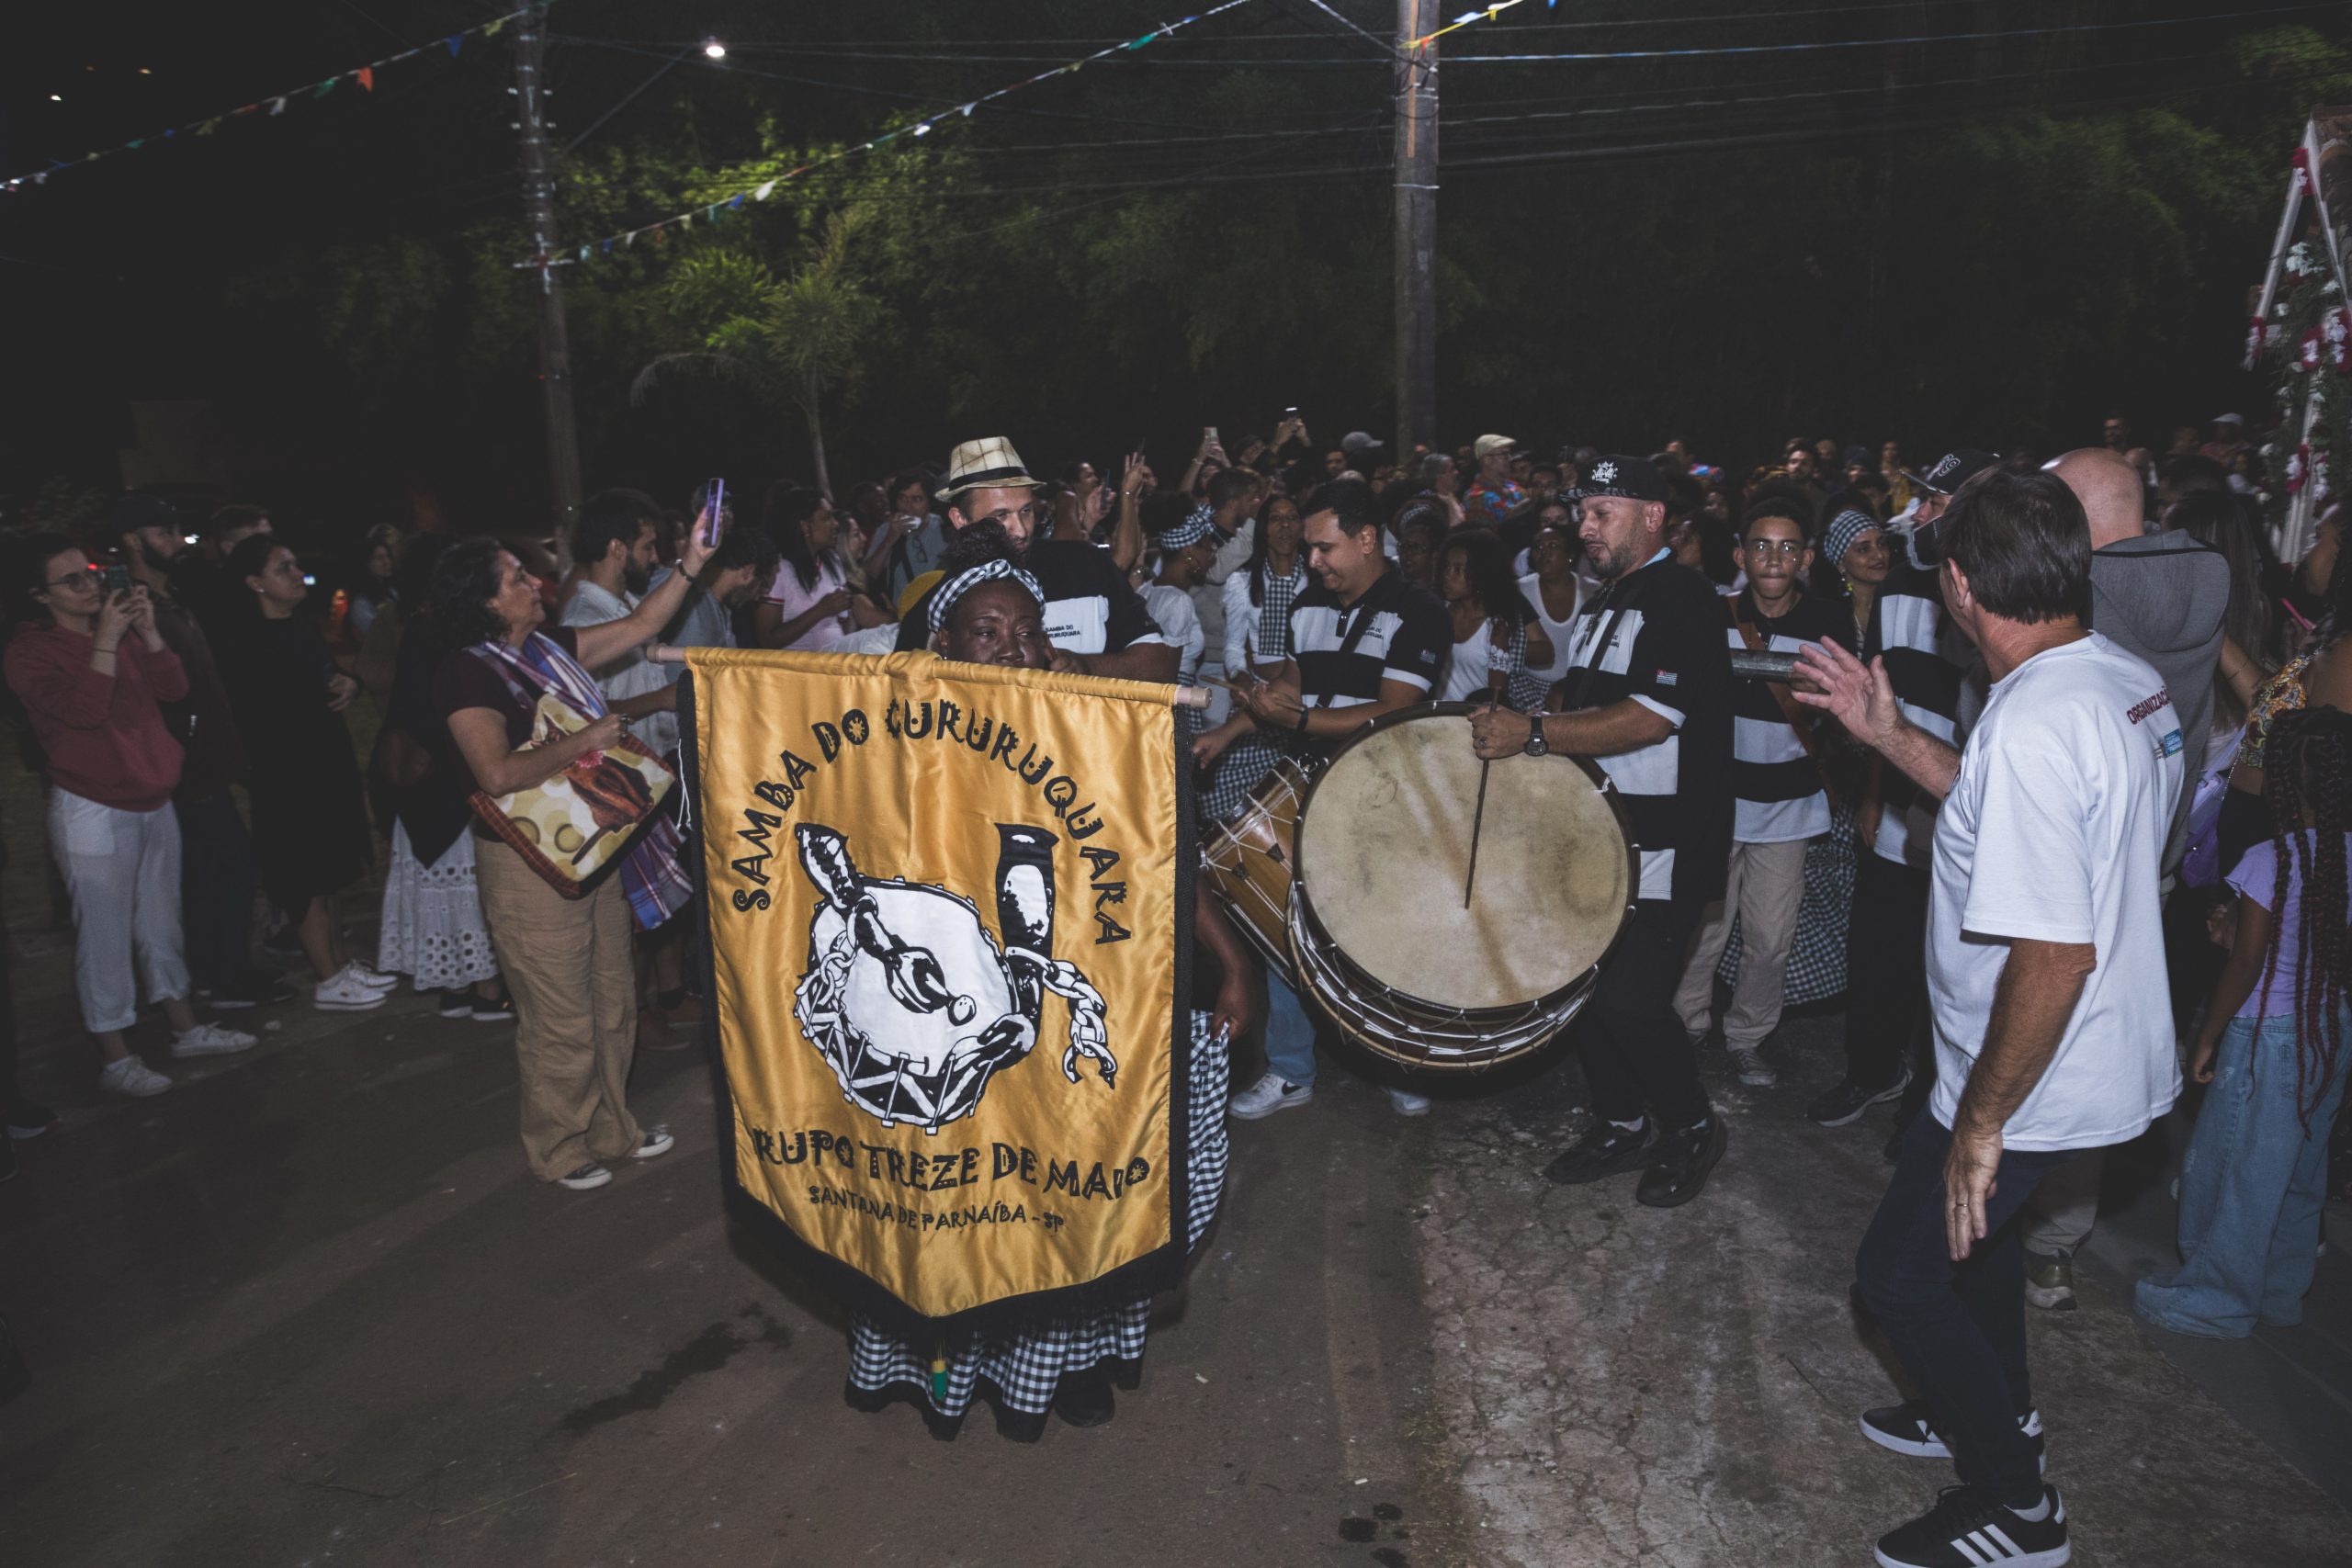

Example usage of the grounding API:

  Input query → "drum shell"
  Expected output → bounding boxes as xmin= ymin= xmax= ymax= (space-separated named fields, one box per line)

xmin=1287 ymin=702 xmax=1636 ymax=1073
xmin=1201 ymin=758 xmax=1309 ymax=978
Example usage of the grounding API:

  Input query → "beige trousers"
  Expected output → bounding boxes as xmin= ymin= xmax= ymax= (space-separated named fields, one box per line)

xmin=1673 ymin=835 xmax=1811 ymax=1051
xmin=475 ymin=839 xmax=642 ymax=1180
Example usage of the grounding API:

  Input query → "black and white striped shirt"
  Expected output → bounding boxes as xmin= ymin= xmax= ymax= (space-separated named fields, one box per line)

xmin=1559 ymin=553 xmax=1734 ymax=904
xmin=1719 ymin=589 xmax=1844 ymax=843
xmin=1289 ymin=570 xmax=1448 ymax=709
xmin=1865 ymin=554 xmax=1967 ymax=867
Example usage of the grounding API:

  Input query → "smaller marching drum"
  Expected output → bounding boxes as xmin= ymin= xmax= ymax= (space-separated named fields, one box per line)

xmin=1202 ymin=703 xmax=1635 ymax=1072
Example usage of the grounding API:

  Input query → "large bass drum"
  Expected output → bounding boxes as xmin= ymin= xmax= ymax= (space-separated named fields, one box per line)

xmin=1286 ymin=703 xmax=1635 ymax=1071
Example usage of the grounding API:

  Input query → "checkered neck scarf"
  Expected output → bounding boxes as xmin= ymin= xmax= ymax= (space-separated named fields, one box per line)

xmin=1252 ymin=562 xmax=1306 ymax=660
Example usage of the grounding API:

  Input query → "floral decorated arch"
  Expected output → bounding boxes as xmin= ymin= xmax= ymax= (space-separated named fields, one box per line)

xmin=2249 ymin=107 xmax=2352 ymax=563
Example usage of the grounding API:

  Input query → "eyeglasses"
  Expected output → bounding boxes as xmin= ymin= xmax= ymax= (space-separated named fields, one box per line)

xmin=44 ymin=570 xmax=96 ymax=590
xmin=1743 ymin=539 xmax=1806 ymax=558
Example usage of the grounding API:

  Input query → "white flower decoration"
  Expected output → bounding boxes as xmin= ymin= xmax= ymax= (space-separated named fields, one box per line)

xmin=1591 ymin=460 xmax=1619 ymax=484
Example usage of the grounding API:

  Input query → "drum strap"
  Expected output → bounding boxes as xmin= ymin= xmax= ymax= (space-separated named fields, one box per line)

xmin=1562 ymin=586 xmax=1634 ymax=712
xmin=1725 ymin=594 xmax=1841 ymax=810
xmin=1311 ymin=570 xmax=1402 ymax=709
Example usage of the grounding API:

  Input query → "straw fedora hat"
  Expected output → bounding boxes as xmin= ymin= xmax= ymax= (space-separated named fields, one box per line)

xmin=941 ymin=436 xmax=1045 ymax=500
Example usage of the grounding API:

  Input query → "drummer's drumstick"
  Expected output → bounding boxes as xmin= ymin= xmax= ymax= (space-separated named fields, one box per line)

xmin=1463 ymin=666 xmax=1511 ymax=909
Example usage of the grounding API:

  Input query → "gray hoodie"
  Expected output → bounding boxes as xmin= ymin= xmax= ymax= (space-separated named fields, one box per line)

xmin=2088 ymin=532 xmax=2230 ymax=872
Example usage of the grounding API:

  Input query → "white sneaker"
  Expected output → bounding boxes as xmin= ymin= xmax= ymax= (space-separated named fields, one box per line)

xmin=557 ymin=1162 xmax=613 ymax=1190
xmin=1727 ymin=1046 xmax=1778 ymax=1088
xmin=171 ymin=1022 xmax=258 ymax=1058
xmin=630 ymin=1125 xmax=675 ymax=1160
xmin=1228 ymin=1071 xmax=1312 ymax=1120
xmin=1387 ymin=1088 xmax=1431 ymax=1116
xmin=315 ymin=971 xmax=390 ymax=1011
xmin=338 ymin=962 xmax=399 ymax=992
xmin=98 ymin=1055 xmax=171 ymax=1098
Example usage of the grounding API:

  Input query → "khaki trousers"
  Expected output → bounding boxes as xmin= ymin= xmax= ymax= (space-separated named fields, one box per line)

xmin=1673 ymin=835 xmax=1810 ymax=1051
xmin=475 ymin=839 xmax=642 ymax=1180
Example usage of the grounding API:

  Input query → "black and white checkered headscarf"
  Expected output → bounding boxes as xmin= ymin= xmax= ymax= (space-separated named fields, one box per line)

xmin=928 ymin=558 xmax=1046 ymax=636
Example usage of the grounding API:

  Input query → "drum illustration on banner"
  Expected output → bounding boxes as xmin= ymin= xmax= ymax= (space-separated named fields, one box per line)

xmin=790 ymin=822 xmax=1114 ymax=1135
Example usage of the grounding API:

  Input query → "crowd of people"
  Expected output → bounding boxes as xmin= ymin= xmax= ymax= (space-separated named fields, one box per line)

xmin=0 ymin=405 xmax=2345 ymax=1566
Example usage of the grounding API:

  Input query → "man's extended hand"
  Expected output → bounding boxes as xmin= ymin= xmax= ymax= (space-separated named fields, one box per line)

xmin=1942 ymin=1121 xmax=2003 ymax=1262
xmin=1468 ymin=703 xmax=1534 ymax=760
xmin=1792 ymin=638 xmax=1902 ymax=750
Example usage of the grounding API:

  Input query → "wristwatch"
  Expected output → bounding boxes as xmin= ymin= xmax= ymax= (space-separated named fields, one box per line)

xmin=1521 ymin=720 xmax=1548 ymax=758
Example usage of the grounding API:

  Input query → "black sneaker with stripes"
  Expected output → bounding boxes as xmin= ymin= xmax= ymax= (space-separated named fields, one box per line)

xmin=1874 ymin=1483 xmax=2069 ymax=1567
xmin=1861 ymin=1399 xmax=2045 ymax=1471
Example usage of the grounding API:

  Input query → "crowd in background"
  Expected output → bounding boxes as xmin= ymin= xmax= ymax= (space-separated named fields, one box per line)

xmin=0 ymin=406 xmax=2342 ymax=1312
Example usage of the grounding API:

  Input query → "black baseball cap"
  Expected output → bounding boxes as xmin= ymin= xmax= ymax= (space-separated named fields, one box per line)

xmin=1562 ymin=454 xmax=1670 ymax=504
xmin=106 ymin=491 xmax=188 ymax=536
xmin=1902 ymin=448 xmax=2002 ymax=497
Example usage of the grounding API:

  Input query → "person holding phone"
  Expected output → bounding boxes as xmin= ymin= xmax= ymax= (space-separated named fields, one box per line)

xmin=754 ymin=487 xmax=891 ymax=653
xmin=4 ymin=536 xmax=256 ymax=1097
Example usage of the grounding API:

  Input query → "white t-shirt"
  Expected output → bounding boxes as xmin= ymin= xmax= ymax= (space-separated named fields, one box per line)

xmin=560 ymin=580 xmax=677 ymax=758
xmin=1140 ymin=582 xmax=1205 ymax=685
xmin=1926 ymin=633 xmax=2185 ymax=1151
xmin=765 ymin=556 xmax=851 ymax=653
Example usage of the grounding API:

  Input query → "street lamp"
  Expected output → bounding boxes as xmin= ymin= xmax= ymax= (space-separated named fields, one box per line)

xmin=703 ymin=39 xmax=727 ymax=60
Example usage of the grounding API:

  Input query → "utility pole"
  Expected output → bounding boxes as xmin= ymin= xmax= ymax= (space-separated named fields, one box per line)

xmin=1393 ymin=0 xmax=1439 ymax=461
xmin=514 ymin=3 xmax=582 ymax=551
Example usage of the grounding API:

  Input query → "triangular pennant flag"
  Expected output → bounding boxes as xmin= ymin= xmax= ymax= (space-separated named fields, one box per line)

xmin=356 ymin=67 xmax=374 ymax=92
xmin=652 ymin=225 xmax=668 ymax=244
xmin=232 ymin=103 xmax=257 ymax=117
xmin=707 ymin=203 xmax=721 ymax=222
xmin=445 ymin=35 xmax=463 ymax=57
xmin=624 ymin=231 xmax=637 ymax=248
xmin=960 ymin=102 xmax=976 ymax=117
xmin=162 ymin=129 xmax=175 ymax=140
xmin=577 ymin=245 xmax=588 ymax=261
xmin=754 ymin=180 xmax=775 ymax=199
xmin=483 ymin=17 xmax=505 ymax=38
xmin=128 ymin=139 xmax=145 ymax=150
xmin=196 ymin=118 xmax=220 ymax=137
xmin=314 ymin=78 xmax=336 ymax=98
xmin=728 ymin=193 xmax=745 ymax=209
xmin=601 ymin=238 xmax=613 ymax=253
xmin=269 ymin=96 xmax=287 ymax=116
xmin=681 ymin=212 xmax=694 ymax=228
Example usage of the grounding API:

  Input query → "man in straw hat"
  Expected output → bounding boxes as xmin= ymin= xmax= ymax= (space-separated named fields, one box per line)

xmin=893 ymin=437 xmax=1175 ymax=682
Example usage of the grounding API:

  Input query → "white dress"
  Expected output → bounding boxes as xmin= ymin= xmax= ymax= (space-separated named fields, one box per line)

xmin=377 ymin=824 xmax=499 ymax=991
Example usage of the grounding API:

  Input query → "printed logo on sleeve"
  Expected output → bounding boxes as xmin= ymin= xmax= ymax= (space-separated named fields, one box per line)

xmin=1654 ymin=669 xmax=1679 ymax=687
xmin=2124 ymin=687 xmax=2172 ymax=726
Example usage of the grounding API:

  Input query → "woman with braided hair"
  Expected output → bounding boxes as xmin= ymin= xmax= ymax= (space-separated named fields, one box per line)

xmin=2138 ymin=707 xmax=2352 ymax=1338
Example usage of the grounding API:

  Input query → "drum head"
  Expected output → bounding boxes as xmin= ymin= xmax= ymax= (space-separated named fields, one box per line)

xmin=1294 ymin=705 xmax=1631 ymax=1012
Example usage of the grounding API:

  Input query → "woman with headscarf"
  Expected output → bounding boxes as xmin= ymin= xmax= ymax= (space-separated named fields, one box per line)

xmin=840 ymin=530 xmax=1256 ymax=1443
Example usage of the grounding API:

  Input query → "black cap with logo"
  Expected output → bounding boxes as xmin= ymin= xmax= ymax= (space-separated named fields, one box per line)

xmin=1562 ymin=453 xmax=1670 ymax=504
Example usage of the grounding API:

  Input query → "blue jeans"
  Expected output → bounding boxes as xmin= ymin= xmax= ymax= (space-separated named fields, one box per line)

xmin=1855 ymin=1113 xmax=2075 ymax=1506
xmin=1264 ymin=966 xmax=1319 ymax=1088
xmin=2136 ymin=1009 xmax=2352 ymax=1337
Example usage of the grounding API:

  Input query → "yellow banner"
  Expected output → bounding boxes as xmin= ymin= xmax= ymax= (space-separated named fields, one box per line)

xmin=684 ymin=649 xmax=1188 ymax=1322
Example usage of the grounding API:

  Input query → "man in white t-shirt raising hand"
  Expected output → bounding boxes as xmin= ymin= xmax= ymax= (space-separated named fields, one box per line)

xmin=1793 ymin=468 xmax=2182 ymax=1568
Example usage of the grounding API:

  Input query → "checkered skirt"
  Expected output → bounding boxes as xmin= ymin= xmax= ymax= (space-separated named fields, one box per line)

xmin=1713 ymin=802 xmax=1855 ymax=1007
xmin=847 ymin=1010 xmax=1230 ymax=1417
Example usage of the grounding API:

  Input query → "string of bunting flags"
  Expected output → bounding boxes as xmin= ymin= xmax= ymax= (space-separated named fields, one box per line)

xmin=1408 ymin=0 xmax=1539 ymax=51
xmin=532 ymin=0 xmax=1261 ymax=271
xmin=1 ymin=3 xmax=548 ymax=196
